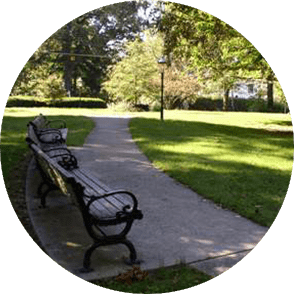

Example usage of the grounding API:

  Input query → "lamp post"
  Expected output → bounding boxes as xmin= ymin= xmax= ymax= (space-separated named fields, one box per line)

xmin=158 ymin=57 xmax=166 ymax=121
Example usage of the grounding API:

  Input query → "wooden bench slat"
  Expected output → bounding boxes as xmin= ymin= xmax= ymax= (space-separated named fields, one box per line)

xmin=77 ymin=168 xmax=110 ymax=191
xmin=76 ymin=168 xmax=132 ymax=207
xmin=71 ymin=169 xmax=108 ymax=194
xmin=72 ymin=169 xmax=133 ymax=211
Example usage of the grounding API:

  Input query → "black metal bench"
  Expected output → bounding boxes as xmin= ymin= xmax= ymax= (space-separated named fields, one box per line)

xmin=26 ymin=115 xmax=143 ymax=272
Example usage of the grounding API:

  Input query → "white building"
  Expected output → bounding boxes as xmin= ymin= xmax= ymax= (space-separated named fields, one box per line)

xmin=230 ymin=82 xmax=266 ymax=99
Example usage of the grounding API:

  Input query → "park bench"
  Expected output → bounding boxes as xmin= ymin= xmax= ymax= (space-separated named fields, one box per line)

xmin=26 ymin=114 xmax=143 ymax=272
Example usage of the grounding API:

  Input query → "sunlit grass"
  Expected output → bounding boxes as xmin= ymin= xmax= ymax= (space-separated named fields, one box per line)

xmin=1 ymin=108 xmax=293 ymax=226
xmin=1 ymin=107 xmax=292 ymax=292
xmin=129 ymin=111 xmax=293 ymax=227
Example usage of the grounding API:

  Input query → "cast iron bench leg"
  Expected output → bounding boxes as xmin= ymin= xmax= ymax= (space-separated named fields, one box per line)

xmin=81 ymin=239 xmax=140 ymax=273
xmin=38 ymin=181 xmax=59 ymax=208
xmin=121 ymin=239 xmax=141 ymax=265
xmin=81 ymin=243 xmax=100 ymax=273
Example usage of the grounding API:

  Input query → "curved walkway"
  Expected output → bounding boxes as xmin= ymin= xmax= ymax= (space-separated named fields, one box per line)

xmin=26 ymin=116 xmax=268 ymax=281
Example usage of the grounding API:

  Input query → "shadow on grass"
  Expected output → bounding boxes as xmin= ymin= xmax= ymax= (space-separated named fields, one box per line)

xmin=130 ymin=118 xmax=294 ymax=226
xmin=263 ymin=119 xmax=293 ymax=127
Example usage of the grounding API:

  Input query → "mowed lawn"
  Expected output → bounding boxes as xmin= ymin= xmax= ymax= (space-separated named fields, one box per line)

xmin=129 ymin=111 xmax=293 ymax=227
xmin=1 ymin=108 xmax=293 ymax=227
xmin=0 ymin=110 xmax=95 ymax=180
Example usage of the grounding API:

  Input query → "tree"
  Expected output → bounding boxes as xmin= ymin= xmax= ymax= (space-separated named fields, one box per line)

xmin=149 ymin=60 xmax=201 ymax=109
xmin=103 ymin=31 xmax=200 ymax=108
xmin=160 ymin=2 xmax=277 ymax=111
xmin=103 ymin=32 xmax=163 ymax=105
xmin=11 ymin=1 xmax=161 ymax=98
xmin=49 ymin=1 xmax=157 ymax=97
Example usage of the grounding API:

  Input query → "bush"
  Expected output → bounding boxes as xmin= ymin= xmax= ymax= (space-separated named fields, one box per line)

xmin=150 ymin=101 xmax=162 ymax=112
xmin=49 ymin=97 xmax=107 ymax=108
xmin=6 ymin=96 xmax=48 ymax=107
xmin=6 ymin=96 xmax=107 ymax=108
xmin=187 ymin=97 xmax=286 ymax=113
xmin=188 ymin=98 xmax=223 ymax=111
xmin=247 ymin=98 xmax=267 ymax=112
xmin=133 ymin=104 xmax=149 ymax=112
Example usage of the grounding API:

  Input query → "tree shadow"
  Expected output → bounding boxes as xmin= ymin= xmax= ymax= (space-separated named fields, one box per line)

xmin=130 ymin=117 xmax=293 ymax=151
xmin=130 ymin=117 xmax=294 ymax=226
xmin=263 ymin=119 xmax=293 ymax=127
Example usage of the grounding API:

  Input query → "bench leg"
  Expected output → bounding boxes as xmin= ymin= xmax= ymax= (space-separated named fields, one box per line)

xmin=81 ymin=243 xmax=100 ymax=273
xmin=37 ymin=181 xmax=58 ymax=208
xmin=81 ymin=239 xmax=140 ymax=273
xmin=121 ymin=239 xmax=141 ymax=265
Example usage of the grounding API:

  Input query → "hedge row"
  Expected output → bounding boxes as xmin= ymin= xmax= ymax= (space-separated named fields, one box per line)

xmin=187 ymin=97 xmax=287 ymax=113
xmin=6 ymin=96 xmax=287 ymax=113
xmin=6 ymin=96 xmax=107 ymax=108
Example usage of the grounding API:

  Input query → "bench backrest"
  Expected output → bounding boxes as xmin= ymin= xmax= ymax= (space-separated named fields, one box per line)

xmin=27 ymin=115 xmax=68 ymax=147
xmin=30 ymin=143 xmax=73 ymax=194
xmin=30 ymin=114 xmax=66 ymax=129
xmin=31 ymin=114 xmax=47 ymax=128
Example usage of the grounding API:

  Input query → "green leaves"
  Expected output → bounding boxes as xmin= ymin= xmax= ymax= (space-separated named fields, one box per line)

xmin=103 ymin=32 xmax=163 ymax=104
xmin=11 ymin=1 xmax=160 ymax=98
xmin=161 ymin=2 xmax=279 ymax=110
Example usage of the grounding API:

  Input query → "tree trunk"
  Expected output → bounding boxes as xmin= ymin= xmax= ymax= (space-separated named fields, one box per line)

xmin=223 ymin=89 xmax=230 ymax=111
xmin=267 ymin=80 xmax=274 ymax=112
xmin=64 ymin=23 xmax=73 ymax=97
xmin=64 ymin=59 xmax=73 ymax=97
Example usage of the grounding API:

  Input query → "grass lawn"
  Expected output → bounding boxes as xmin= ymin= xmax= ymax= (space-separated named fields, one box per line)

xmin=129 ymin=111 xmax=293 ymax=227
xmin=1 ymin=108 xmax=293 ymax=291
xmin=1 ymin=111 xmax=95 ymax=180
xmin=2 ymin=108 xmax=293 ymax=227
xmin=1 ymin=107 xmax=212 ymax=292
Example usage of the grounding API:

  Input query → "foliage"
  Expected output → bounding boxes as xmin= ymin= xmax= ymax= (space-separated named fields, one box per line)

xmin=103 ymin=32 xmax=163 ymax=104
xmin=104 ymin=31 xmax=201 ymax=108
xmin=6 ymin=96 xmax=107 ymax=108
xmin=11 ymin=47 xmax=66 ymax=98
xmin=150 ymin=60 xmax=201 ymax=109
xmin=11 ymin=1 xmax=161 ymax=98
xmin=160 ymin=2 xmax=277 ymax=111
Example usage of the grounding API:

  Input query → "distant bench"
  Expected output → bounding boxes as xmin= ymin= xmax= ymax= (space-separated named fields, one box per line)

xmin=26 ymin=114 xmax=143 ymax=272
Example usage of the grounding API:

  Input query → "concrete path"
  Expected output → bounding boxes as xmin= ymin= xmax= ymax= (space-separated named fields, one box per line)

xmin=26 ymin=116 xmax=268 ymax=281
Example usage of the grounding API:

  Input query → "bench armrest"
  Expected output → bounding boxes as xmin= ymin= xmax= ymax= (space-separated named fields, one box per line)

xmin=85 ymin=190 xmax=143 ymax=221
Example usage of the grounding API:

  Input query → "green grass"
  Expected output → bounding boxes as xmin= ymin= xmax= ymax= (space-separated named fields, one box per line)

xmin=96 ymin=265 xmax=212 ymax=293
xmin=0 ymin=113 xmax=95 ymax=180
xmin=129 ymin=111 xmax=293 ymax=227
xmin=1 ymin=108 xmax=213 ymax=292
xmin=2 ymin=108 xmax=293 ymax=227
xmin=1 ymin=108 xmax=293 ymax=291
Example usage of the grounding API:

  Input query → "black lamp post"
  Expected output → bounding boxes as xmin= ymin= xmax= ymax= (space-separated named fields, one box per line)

xmin=158 ymin=57 xmax=166 ymax=121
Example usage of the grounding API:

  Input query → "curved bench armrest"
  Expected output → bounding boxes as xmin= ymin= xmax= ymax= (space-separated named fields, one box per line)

xmin=85 ymin=190 xmax=143 ymax=221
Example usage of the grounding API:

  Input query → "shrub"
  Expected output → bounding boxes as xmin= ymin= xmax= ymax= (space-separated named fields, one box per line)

xmin=6 ymin=96 xmax=107 ymax=108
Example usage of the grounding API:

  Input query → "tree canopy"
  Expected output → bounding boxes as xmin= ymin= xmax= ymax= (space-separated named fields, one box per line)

xmin=160 ymin=2 xmax=281 ymax=110
xmin=103 ymin=30 xmax=200 ymax=108
xmin=11 ymin=1 xmax=161 ymax=98
xmin=103 ymin=32 xmax=163 ymax=105
xmin=10 ymin=1 xmax=286 ymax=112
